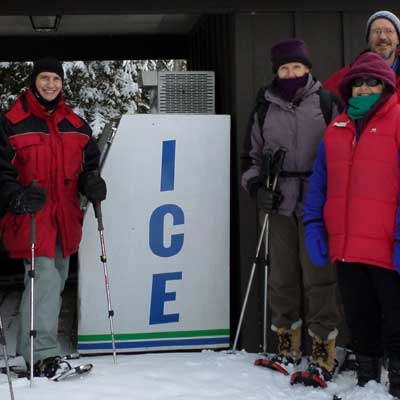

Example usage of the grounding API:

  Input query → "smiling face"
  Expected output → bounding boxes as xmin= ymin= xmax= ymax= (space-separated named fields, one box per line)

xmin=368 ymin=18 xmax=399 ymax=65
xmin=35 ymin=72 xmax=62 ymax=101
xmin=277 ymin=62 xmax=310 ymax=79
xmin=351 ymin=77 xmax=384 ymax=97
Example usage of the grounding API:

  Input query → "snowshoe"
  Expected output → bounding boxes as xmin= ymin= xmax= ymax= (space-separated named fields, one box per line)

xmin=52 ymin=363 xmax=93 ymax=381
xmin=255 ymin=353 xmax=301 ymax=376
xmin=254 ymin=357 xmax=289 ymax=375
xmin=2 ymin=354 xmax=93 ymax=381
xmin=290 ymin=369 xmax=327 ymax=388
xmin=290 ymin=362 xmax=336 ymax=388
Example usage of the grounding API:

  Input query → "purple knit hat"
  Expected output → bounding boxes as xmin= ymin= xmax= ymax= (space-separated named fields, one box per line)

xmin=270 ymin=39 xmax=312 ymax=73
xmin=339 ymin=51 xmax=395 ymax=103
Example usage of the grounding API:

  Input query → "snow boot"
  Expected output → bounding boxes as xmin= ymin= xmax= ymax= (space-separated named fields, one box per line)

xmin=33 ymin=356 xmax=66 ymax=378
xmin=255 ymin=320 xmax=302 ymax=375
xmin=389 ymin=356 xmax=400 ymax=399
xmin=337 ymin=346 xmax=357 ymax=372
xmin=291 ymin=329 xmax=338 ymax=388
xmin=356 ymin=354 xmax=381 ymax=387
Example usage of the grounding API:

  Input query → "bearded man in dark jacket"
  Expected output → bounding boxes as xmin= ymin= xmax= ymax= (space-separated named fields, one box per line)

xmin=0 ymin=57 xmax=106 ymax=378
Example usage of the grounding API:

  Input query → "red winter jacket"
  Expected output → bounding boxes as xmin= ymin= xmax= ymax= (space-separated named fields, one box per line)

xmin=324 ymin=54 xmax=400 ymax=102
xmin=0 ymin=89 xmax=100 ymax=259
xmin=323 ymin=94 xmax=400 ymax=270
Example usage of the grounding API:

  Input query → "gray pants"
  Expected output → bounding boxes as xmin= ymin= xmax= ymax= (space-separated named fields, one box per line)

xmin=17 ymin=244 xmax=69 ymax=364
xmin=268 ymin=214 xmax=339 ymax=339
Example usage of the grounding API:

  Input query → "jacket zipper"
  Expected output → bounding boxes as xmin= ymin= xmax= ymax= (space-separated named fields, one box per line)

xmin=341 ymin=125 xmax=357 ymax=261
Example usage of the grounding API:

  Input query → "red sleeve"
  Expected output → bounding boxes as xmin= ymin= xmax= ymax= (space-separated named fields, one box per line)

xmin=323 ymin=66 xmax=350 ymax=97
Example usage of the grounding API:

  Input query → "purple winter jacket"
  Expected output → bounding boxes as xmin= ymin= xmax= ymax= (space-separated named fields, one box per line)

xmin=241 ymin=74 xmax=338 ymax=217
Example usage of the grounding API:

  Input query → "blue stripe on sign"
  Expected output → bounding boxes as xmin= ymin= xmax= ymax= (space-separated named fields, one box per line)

xmin=160 ymin=140 xmax=176 ymax=192
xmin=78 ymin=337 xmax=230 ymax=350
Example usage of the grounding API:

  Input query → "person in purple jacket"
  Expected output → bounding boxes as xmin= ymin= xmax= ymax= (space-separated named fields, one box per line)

xmin=304 ymin=51 xmax=400 ymax=398
xmin=241 ymin=38 xmax=340 ymax=386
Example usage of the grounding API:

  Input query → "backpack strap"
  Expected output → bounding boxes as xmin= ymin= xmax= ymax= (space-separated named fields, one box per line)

xmin=240 ymin=86 xmax=270 ymax=174
xmin=255 ymin=87 xmax=270 ymax=130
xmin=318 ymin=87 xmax=339 ymax=125
xmin=241 ymin=86 xmax=338 ymax=175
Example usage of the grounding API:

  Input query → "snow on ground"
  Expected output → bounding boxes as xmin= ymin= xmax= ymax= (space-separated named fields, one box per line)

xmin=0 ymin=350 xmax=395 ymax=400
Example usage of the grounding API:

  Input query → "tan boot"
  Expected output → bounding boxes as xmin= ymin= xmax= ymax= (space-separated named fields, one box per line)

xmin=272 ymin=320 xmax=302 ymax=365
xmin=308 ymin=329 xmax=338 ymax=381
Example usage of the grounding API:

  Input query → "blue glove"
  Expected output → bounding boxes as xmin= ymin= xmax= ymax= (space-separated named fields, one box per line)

xmin=305 ymin=221 xmax=329 ymax=267
xmin=393 ymin=240 xmax=400 ymax=273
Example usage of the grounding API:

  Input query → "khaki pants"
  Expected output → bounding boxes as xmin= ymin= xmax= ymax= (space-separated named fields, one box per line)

xmin=267 ymin=214 xmax=339 ymax=339
xmin=17 ymin=243 xmax=69 ymax=364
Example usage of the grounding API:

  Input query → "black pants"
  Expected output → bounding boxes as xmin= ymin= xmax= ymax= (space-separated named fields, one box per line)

xmin=337 ymin=262 xmax=400 ymax=357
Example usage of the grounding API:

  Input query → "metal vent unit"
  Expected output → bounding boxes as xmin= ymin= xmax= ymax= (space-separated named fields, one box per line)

xmin=157 ymin=71 xmax=215 ymax=114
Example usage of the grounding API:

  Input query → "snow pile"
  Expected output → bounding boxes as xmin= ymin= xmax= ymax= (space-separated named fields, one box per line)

xmin=0 ymin=350 xmax=394 ymax=400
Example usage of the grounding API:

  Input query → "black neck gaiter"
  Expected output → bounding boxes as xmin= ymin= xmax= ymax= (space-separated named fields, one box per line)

xmin=31 ymin=84 xmax=61 ymax=112
xmin=273 ymin=74 xmax=309 ymax=102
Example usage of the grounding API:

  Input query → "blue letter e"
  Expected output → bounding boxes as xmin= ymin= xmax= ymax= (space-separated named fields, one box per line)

xmin=149 ymin=272 xmax=182 ymax=324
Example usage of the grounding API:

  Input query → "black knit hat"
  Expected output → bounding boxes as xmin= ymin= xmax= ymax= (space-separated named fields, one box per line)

xmin=270 ymin=39 xmax=312 ymax=73
xmin=31 ymin=57 xmax=64 ymax=85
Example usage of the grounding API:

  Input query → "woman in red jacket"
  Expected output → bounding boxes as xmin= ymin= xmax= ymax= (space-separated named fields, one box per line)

xmin=0 ymin=57 xmax=107 ymax=378
xmin=304 ymin=51 xmax=400 ymax=397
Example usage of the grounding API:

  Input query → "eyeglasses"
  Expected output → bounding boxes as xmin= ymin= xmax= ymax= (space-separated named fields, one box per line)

xmin=351 ymin=77 xmax=383 ymax=87
xmin=370 ymin=28 xmax=396 ymax=36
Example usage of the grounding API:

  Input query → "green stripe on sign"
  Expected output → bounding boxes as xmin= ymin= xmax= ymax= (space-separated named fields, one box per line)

xmin=78 ymin=329 xmax=229 ymax=342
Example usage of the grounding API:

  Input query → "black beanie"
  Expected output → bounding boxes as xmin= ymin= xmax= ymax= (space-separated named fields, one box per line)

xmin=31 ymin=57 xmax=64 ymax=85
xmin=270 ymin=39 xmax=312 ymax=73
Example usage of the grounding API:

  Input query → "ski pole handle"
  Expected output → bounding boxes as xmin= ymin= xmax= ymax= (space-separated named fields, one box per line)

xmin=30 ymin=215 xmax=36 ymax=245
xmin=262 ymin=150 xmax=273 ymax=188
xmin=94 ymin=201 xmax=104 ymax=231
xmin=271 ymin=147 xmax=288 ymax=190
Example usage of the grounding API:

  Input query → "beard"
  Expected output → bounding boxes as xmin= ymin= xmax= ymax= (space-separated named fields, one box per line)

xmin=371 ymin=40 xmax=396 ymax=61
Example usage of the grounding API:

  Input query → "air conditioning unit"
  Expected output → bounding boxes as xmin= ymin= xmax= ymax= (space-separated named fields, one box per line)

xmin=139 ymin=71 xmax=215 ymax=114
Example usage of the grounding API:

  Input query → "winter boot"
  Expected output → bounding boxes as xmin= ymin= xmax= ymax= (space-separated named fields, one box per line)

xmin=33 ymin=356 xmax=65 ymax=378
xmin=389 ymin=356 xmax=400 ymax=399
xmin=255 ymin=320 xmax=302 ymax=375
xmin=356 ymin=354 xmax=381 ymax=387
xmin=291 ymin=329 xmax=338 ymax=388
xmin=273 ymin=320 xmax=302 ymax=365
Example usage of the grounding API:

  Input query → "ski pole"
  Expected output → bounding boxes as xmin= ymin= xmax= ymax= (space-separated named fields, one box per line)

xmin=231 ymin=151 xmax=273 ymax=353
xmin=0 ymin=313 xmax=15 ymax=400
xmin=262 ymin=147 xmax=287 ymax=354
xmin=262 ymin=216 xmax=269 ymax=354
xmin=93 ymin=201 xmax=117 ymax=364
xmin=29 ymin=181 xmax=37 ymax=387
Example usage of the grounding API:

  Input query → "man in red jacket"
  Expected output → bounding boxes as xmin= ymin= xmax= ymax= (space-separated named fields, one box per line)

xmin=0 ymin=57 xmax=107 ymax=378
xmin=324 ymin=10 xmax=400 ymax=99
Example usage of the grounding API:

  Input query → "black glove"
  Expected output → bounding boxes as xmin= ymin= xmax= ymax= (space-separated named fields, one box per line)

xmin=257 ymin=186 xmax=282 ymax=213
xmin=8 ymin=184 xmax=47 ymax=215
xmin=78 ymin=170 xmax=107 ymax=203
xmin=247 ymin=176 xmax=263 ymax=198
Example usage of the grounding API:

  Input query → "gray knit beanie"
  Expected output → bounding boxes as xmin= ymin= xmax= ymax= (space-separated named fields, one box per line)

xmin=365 ymin=10 xmax=400 ymax=42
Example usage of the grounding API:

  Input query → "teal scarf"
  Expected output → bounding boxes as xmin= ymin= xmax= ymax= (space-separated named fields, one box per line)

xmin=348 ymin=94 xmax=381 ymax=120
